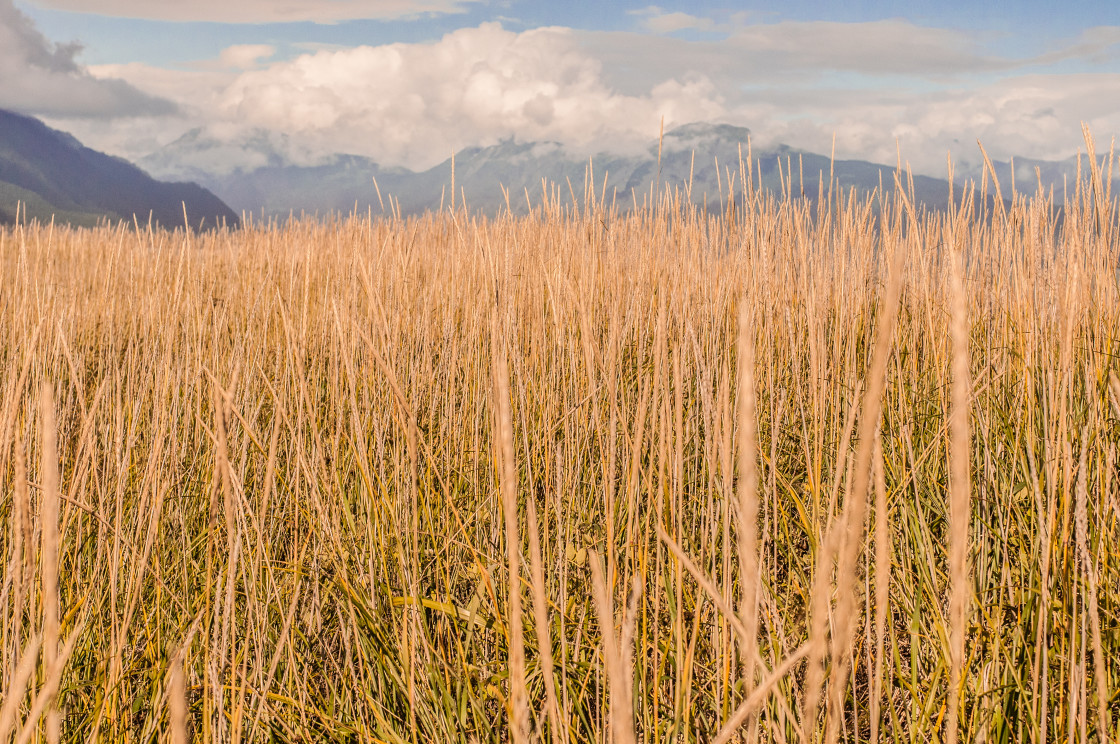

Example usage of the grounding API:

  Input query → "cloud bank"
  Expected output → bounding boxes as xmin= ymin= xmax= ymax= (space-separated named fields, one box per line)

xmin=10 ymin=5 xmax=1119 ymax=180
xmin=0 ymin=0 xmax=174 ymax=117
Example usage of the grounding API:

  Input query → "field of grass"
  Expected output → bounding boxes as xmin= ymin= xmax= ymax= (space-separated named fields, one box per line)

xmin=2 ymin=144 xmax=1119 ymax=743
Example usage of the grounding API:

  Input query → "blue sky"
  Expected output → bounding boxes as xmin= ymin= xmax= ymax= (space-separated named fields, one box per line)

xmin=2 ymin=0 xmax=1118 ymax=177
xmin=15 ymin=0 xmax=1117 ymax=67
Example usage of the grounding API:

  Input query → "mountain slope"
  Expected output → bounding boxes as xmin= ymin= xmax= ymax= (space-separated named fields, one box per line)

xmin=0 ymin=108 xmax=239 ymax=229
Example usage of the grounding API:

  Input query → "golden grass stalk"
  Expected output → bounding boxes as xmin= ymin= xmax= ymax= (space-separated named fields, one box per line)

xmin=168 ymin=656 xmax=189 ymax=744
xmin=588 ymin=550 xmax=637 ymax=744
xmin=39 ymin=383 xmax=61 ymax=744
xmin=1075 ymin=431 xmax=1110 ymax=739
xmin=0 ymin=635 xmax=42 ymax=740
xmin=946 ymin=246 xmax=971 ymax=744
xmin=5 ymin=442 xmax=31 ymax=698
xmin=492 ymin=310 xmax=529 ymax=744
xmin=870 ymin=434 xmax=890 ymax=744
xmin=735 ymin=297 xmax=761 ymax=708
xmin=526 ymin=496 xmax=563 ymax=744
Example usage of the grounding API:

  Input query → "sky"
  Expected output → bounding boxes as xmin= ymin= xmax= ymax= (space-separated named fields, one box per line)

xmin=2 ymin=0 xmax=1119 ymax=178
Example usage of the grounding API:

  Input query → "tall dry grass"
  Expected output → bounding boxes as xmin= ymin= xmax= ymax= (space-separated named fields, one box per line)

xmin=1 ymin=138 xmax=1119 ymax=743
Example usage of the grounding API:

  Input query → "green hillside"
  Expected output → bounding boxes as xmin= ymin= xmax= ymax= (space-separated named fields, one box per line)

xmin=0 ymin=180 xmax=113 ymax=228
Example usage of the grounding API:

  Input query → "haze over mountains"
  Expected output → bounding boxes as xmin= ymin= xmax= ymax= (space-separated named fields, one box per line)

xmin=141 ymin=122 xmax=1115 ymax=221
xmin=0 ymin=108 xmax=238 ymax=229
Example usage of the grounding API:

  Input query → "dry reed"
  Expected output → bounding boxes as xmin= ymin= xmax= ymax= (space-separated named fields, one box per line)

xmin=0 ymin=137 xmax=1118 ymax=743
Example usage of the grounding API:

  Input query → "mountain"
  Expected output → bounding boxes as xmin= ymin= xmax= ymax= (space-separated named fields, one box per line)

xmin=0 ymin=108 xmax=239 ymax=230
xmin=959 ymin=153 xmax=1119 ymax=202
xmin=143 ymin=123 xmax=1023 ymax=221
xmin=151 ymin=122 xmax=1120 ymax=221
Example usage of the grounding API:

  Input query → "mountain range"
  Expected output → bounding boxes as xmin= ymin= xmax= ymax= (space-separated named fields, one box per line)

xmin=4 ymin=106 xmax=1113 ymax=229
xmin=0 ymin=108 xmax=238 ymax=229
xmin=141 ymin=122 xmax=1118 ymax=221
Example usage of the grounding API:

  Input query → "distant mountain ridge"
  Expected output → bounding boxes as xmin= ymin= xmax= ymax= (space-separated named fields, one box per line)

xmin=139 ymin=122 xmax=1120 ymax=221
xmin=0 ymin=108 xmax=239 ymax=229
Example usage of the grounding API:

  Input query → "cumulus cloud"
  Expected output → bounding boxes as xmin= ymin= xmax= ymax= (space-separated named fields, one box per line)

xmin=0 ymin=0 xmax=175 ymax=117
xmin=22 ymin=0 xmax=484 ymax=23
xmin=216 ymin=23 xmax=724 ymax=167
xmin=86 ymin=24 xmax=726 ymax=171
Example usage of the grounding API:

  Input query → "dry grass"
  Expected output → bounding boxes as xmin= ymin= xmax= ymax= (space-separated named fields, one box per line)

xmin=1 ymin=141 xmax=1119 ymax=743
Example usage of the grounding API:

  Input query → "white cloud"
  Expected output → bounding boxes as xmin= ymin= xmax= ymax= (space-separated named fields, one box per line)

xmin=0 ymin=0 xmax=174 ymax=117
xmin=218 ymin=44 xmax=275 ymax=70
xmin=628 ymin=6 xmax=719 ymax=35
xmin=218 ymin=23 xmax=725 ymax=167
xmin=627 ymin=6 xmax=756 ymax=36
xmin=721 ymin=73 xmax=1120 ymax=177
xmin=1033 ymin=25 xmax=1120 ymax=65
xmin=81 ymin=24 xmax=726 ymax=171
xmin=22 ymin=0 xmax=484 ymax=23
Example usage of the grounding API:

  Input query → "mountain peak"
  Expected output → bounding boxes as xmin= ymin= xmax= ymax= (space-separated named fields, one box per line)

xmin=660 ymin=122 xmax=753 ymax=152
